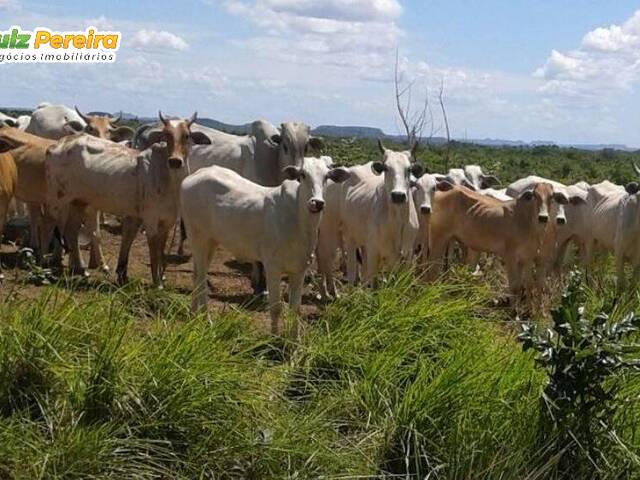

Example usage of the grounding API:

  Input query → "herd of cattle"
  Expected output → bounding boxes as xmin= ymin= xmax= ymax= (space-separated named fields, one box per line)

xmin=1 ymin=103 xmax=640 ymax=332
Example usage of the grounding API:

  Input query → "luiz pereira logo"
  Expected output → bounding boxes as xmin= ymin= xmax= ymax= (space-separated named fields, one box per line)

xmin=0 ymin=26 xmax=120 ymax=64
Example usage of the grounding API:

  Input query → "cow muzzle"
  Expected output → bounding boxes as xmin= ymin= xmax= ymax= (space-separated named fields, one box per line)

xmin=391 ymin=191 xmax=407 ymax=204
xmin=556 ymin=216 xmax=566 ymax=225
xmin=538 ymin=214 xmax=549 ymax=224
xmin=308 ymin=198 xmax=325 ymax=213
xmin=420 ymin=205 xmax=432 ymax=215
xmin=168 ymin=157 xmax=184 ymax=169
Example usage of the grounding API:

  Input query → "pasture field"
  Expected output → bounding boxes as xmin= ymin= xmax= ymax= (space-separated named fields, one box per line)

xmin=1 ymin=138 xmax=640 ymax=478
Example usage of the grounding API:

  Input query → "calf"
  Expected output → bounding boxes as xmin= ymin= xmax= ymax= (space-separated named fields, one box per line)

xmin=180 ymin=157 xmax=350 ymax=333
xmin=322 ymin=140 xmax=423 ymax=287
xmin=45 ymin=112 xmax=210 ymax=284
xmin=428 ymin=182 xmax=567 ymax=298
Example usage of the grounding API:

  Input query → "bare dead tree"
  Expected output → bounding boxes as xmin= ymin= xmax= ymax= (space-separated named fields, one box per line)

xmin=438 ymin=79 xmax=451 ymax=170
xmin=394 ymin=49 xmax=431 ymax=149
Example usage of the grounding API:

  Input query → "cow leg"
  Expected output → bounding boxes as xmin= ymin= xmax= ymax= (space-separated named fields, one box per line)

xmin=316 ymin=226 xmax=339 ymax=300
xmin=288 ymin=270 xmax=305 ymax=338
xmin=251 ymin=262 xmax=267 ymax=296
xmin=27 ymin=202 xmax=43 ymax=254
xmin=363 ymin=246 xmax=379 ymax=287
xmin=116 ymin=216 xmax=142 ymax=285
xmin=177 ymin=219 xmax=187 ymax=256
xmin=505 ymin=258 xmax=524 ymax=304
xmin=345 ymin=236 xmax=359 ymax=286
xmin=465 ymin=249 xmax=482 ymax=275
xmin=146 ymin=226 xmax=169 ymax=288
xmin=265 ymin=265 xmax=283 ymax=335
xmin=86 ymin=209 xmax=109 ymax=273
xmin=426 ymin=235 xmax=448 ymax=282
xmin=190 ymin=237 xmax=215 ymax=313
xmin=64 ymin=206 xmax=87 ymax=276
xmin=0 ymin=194 xmax=10 ymax=280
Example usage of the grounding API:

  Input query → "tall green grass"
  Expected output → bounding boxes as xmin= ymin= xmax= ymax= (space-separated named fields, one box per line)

xmin=0 ymin=274 xmax=638 ymax=478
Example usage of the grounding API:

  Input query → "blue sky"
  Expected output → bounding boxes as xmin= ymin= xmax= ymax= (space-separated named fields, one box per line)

xmin=2 ymin=0 xmax=640 ymax=145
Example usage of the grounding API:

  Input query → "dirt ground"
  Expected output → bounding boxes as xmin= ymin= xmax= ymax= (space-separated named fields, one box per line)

xmin=0 ymin=222 xmax=323 ymax=325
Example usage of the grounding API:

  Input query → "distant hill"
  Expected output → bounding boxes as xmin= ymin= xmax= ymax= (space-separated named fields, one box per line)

xmin=1 ymin=106 xmax=634 ymax=151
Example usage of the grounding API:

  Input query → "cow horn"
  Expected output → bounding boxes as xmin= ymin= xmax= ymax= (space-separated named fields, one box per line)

xmin=110 ymin=111 xmax=122 ymax=124
xmin=187 ymin=111 xmax=198 ymax=127
xmin=377 ymin=138 xmax=386 ymax=155
xmin=74 ymin=106 xmax=90 ymax=124
xmin=633 ymin=162 xmax=640 ymax=177
xmin=159 ymin=110 xmax=169 ymax=126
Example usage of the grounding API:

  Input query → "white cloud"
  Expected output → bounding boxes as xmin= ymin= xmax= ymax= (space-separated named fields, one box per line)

xmin=218 ymin=0 xmax=402 ymax=79
xmin=536 ymin=9 xmax=640 ymax=98
xmin=581 ymin=10 xmax=640 ymax=52
xmin=129 ymin=29 xmax=189 ymax=52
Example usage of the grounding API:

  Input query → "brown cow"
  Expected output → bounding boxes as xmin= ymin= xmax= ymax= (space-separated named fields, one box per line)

xmin=0 ymin=151 xmax=17 ymax=279
xmin=73 ymin=107 xmax=134 ymax=143
xmin=427 ymin=182 xmax=568 ymax=298
xmin=0 ymin=127 xmax=60 ymax=261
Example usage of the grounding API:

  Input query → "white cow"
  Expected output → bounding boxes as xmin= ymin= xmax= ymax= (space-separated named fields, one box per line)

xmin=479 ymin=187 xmax=511 ymax=202
xmin=318 ymin=140 xmax=423 ymax=289
xmin=584 ymin=180 xmax=627 ymax=268
xmin=412 ymin=173 xmax=452 ymax=263
xmin=26 ymin=103 xmax=86 ymax=139
xmin=440 ymin=165 xmax=500 ymax=191
xmin=615 ymin=166 xmax=640 ymax=290
xmin=180 ymin=157 xmax=350 ymax=334
xmin=46 ymin=112 xmax=210 ymax=284
xmin=0 ymin=112 xmax=30 ymax=130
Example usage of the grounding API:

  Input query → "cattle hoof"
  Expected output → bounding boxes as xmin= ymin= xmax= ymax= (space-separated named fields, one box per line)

xmin=98 ymin=264 xmax=111 ymax=275
xmin=116 ymin=273 xmax=128 ymax=286
xmin=70 ymin=267 xmax=89 ymax=278
xmin=0 ymin=273 xmax=4 ymax=281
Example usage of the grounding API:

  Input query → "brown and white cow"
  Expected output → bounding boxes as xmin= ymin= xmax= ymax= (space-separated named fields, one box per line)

xmin=45 ymin=112 xmax=210 ymax=285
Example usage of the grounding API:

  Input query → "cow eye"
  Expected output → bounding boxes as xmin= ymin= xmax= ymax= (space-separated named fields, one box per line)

xmin=283 ymin=144 xmax=289 ymax=154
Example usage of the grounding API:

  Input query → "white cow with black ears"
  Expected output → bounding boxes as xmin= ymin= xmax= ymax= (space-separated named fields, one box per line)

xmin=181 ymin=156 xmax=350 ymax=334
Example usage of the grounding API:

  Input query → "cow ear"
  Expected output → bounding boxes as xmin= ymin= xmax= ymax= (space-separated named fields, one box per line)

xmin=269 ymin=134 xmax=282 ymax=147
xmin=109 ymin=125 xmax=134 ymax=143
xmin=519 ymin=190 xmax=534 ymax=201
xmin=283 ymin=166 xmax=302 ymax=181
xmin=371 ymin=161 xmax=386 ymax=175
xmin=327 ymin=167 xmax=350 ymax=184
xmin=1 ymin=119 xmax=17 ymax=128
xmin=191 ymin=131 xmax=211 ymax=145
xmin=436 ymin=180 xmax=454 ymax=192
xmin=63 ymin=120 xmax=85 ymax=134
xmin=410 ymin=163 xmax=424 ymax=178
xmin=570 ymin=195 xmax=587 ymax=205
xmin=308 ymin=136 xmax=324 ymax=151
xmin=409 ymin=179 xmax=418 ymax=188
xmin=0 ymin=139 xmax=15 ymax=153
xmin=481 ymin=175 xmax=501 ymax=188
xmin=553 ymin=191 xmax=569 ymax=205
xmin=625 ymin=182 xmax=640 ymax=195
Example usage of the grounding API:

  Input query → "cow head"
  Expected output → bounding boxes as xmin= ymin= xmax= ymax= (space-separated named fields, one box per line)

xmin=372 ymin=139 xmax=424 ymax=205
xmin=517 ymin=182 xmax=569 ymax=224
xmin=444 ymin=168 xmax=476 ymax=190
xmin=268 ymin=122 xmax=324 ymax=173
xmin=413 ymin=173 xmax=451 ymax=215
xmin=74 ymin=107 xmax=135 ymax=143
xmin=282 ymin=156 xmax=350 ymax=214
xmin=464 ymin=165 xmax=500 ymax=190
xmin=147 ymin=111 xmax=212 ymax=169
